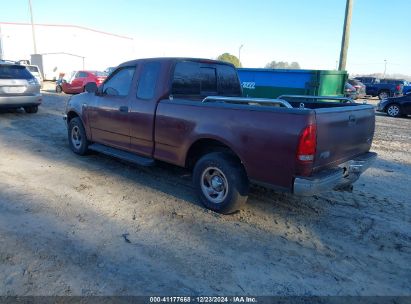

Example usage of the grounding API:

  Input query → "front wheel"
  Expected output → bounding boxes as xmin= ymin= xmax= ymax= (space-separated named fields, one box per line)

xmin=68 ymin=117 xmax=89 ymax=155
xmin=56 ymin=85 xmax=62 ymax=93
xmin=24 ymin=105 xmax=38 ymax=113
xmin=386 ymin=104 xmax=401 ymax=118
xmin=193 ymin=152 xmax=249 ymax=214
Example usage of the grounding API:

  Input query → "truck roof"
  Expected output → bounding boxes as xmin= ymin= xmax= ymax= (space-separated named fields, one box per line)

xmin=119 ymin=57 xmax=236 ymax=68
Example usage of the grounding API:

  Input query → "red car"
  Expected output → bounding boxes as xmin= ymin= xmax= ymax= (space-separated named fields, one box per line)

xmin=57 ymin=70 xmax=107 ymax=94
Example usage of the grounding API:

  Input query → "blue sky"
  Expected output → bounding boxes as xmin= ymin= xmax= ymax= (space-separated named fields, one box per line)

xmin=1 ymin=0 xmax=410 ymax=75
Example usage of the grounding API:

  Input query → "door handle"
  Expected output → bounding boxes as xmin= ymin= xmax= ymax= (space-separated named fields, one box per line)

xmin=119 ymin=106 xmax=129 ymax=113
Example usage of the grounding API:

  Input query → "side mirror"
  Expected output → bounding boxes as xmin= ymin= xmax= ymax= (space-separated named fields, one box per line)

xmin=85 ymin=82 xmax=98 ymax=94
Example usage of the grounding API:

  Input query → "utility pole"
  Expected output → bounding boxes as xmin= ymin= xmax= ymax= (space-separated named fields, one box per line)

xmin=28 ymin=0 xmax=37 ymax=54
xmin=383 ymin=59 xmax=387 ymax=78
xmin=338 ymin=0 xmax=354 ymax=71
xmin=238 ymin=44 xmax=244 ymax=64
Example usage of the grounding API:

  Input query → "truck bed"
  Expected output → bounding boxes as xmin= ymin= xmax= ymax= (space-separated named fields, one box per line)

xmin=154 ymin=96 xmax=375 ymax=192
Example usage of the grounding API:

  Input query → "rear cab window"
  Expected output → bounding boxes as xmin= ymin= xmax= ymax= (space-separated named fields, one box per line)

xmin=0 ymin=65 xmax=34 ymax=79
xmin=171 ymin=60 xmax=241 ymax=100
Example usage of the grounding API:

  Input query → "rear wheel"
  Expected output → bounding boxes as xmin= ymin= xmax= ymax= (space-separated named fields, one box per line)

xmin=193 ymin=152 xmax=249 ymax=214
xmin=378 ymin=91 xmax=389 ymax=100
xmin=24 ymin=105 xmax=38 ymax=113
xmin=68 ymin=117 xmax=89 ymax=155
xmin=386 ymin=104 xmax=401 ymax=118
xmin=56 ymin=85 xmax=62 ymax=93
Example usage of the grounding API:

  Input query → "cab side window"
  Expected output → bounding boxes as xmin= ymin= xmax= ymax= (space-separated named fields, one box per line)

xmin=171 ymin=61 xmax=218 ymax=98
xmin=103 ymin=67 xmax=136 ymax=97
xmin=217 ymin=65 xmax=241 ymax=96
xmin=172 ymin=61 xmax=200 ymax=96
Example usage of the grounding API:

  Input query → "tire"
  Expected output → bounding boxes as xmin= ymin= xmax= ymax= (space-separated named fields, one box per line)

xmin=378 ymin=91 xmax=389 ymax=100
xmin=386 ymin=104 xmax=402 ymax=118
xmin=56 ymin=85 xmax=62 ymax=93
xmin=24 ymin=105 xmax=38 ymax=113
xmin=68 ymin=117 xmax=89 ymax=155
xmin=193 ymin=152 xmax=249 ymax=214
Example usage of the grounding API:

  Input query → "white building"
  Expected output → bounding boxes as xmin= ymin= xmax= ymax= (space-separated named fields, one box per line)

xmin=0 ymin=22 xmax=134 ymax=79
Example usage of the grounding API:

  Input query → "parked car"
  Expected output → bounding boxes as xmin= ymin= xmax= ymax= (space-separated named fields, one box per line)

xmin=348 ymin=79 xmax=366 ymax=99
xmin=354 ymin=76 xmax=403 ymax=99
xmin=58 ymin=70 xmax=107 ymax=94
xmin=344 ymin=82 xmax=358 ymax=99
xmin=55 ymin=78 xmax=64 ymax=93
xmin=380 ymin=78 xmax=411 ymax=95
xmin=380 ymin=78 xmax=408 ymax=85
xmin=377 ymin=92 xmax=411 ymax=117
xmin=25 ymin=65 xmax=43 ymax=87
xmin=65 ymin=58 xmax=377 ymax=214
xmin=404 ymin=82 xmax=411 ymax=95
xmin=0 ymin=60 xmax=42 ymax=113
xmin=354 ymin=76 xmax=379 ymax=84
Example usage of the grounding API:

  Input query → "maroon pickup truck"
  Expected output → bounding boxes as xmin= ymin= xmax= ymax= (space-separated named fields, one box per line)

xmin=65 ymin=58 xmax=377 ymax=214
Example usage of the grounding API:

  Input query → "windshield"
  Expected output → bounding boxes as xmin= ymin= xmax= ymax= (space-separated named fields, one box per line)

xmin=67 ymin=71 xmax=77 ymax=83
xmin=0 ymin=65 xmax=34 ymax=79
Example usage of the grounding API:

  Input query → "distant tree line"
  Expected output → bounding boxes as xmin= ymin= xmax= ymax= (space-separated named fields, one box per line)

xmin=216 ymin=53 xmax=301 ymax=70
xmin=264 ymin=61 xmax=300 ymax=69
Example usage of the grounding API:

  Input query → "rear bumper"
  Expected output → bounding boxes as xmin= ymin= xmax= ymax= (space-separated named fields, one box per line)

xmin=0 ymin=94 xmax=42 ymax=108
xmin=293 ymin=152 xmax=377 ymax=196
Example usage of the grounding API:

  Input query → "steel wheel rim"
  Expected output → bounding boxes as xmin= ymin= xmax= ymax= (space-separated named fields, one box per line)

xmin=387 ymin=105 xmax=399 ymax=116
xmin=71 ymin=126 xmax=82 ymax=149
xmin=380 ymin=92 xmax=388 ymax=99
xmin=201 ymin=167 xmax=228 ymax=204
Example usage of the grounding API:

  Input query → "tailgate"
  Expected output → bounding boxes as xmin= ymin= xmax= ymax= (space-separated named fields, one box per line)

xmin=0 ymin=79 xmax=29 ymax=95
xmin=313 ymin=104 xmax=375 ymax=172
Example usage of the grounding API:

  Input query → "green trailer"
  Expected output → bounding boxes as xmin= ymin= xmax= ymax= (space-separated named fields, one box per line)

xmin=237 ymin=68 xmax=348 ymax=98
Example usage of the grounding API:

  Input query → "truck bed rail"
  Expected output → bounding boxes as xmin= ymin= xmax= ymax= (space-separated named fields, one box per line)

xmin=202 ymin=96 xmax=292 ymax=108
xmin=278 ymin=95 xmax=354 ymax=104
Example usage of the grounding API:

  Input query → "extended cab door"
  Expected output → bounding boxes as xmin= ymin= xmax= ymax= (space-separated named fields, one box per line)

xmin=87 ymin=66 xmax=136 ymax=150
xmin=128 ymin=61 xmax=162 ymax=157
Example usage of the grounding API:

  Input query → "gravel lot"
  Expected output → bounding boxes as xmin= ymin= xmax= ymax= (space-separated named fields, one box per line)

xmin=0 ymin=88 xmax=410 ymax=296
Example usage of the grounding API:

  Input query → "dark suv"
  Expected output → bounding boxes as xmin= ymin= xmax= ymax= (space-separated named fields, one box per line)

xmin=0 ymin=61 xmax=42 ymax=113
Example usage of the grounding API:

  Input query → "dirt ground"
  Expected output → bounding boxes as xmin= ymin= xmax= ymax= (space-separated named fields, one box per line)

xmin=0 ymin=87 xmax=410 ymax=296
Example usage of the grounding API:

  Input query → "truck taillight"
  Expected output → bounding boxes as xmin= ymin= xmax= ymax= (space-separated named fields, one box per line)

xmin=396 ymin=85 xmax=401 ymax=91
xmin=297 ymin=125 xmax=317 ymax=162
